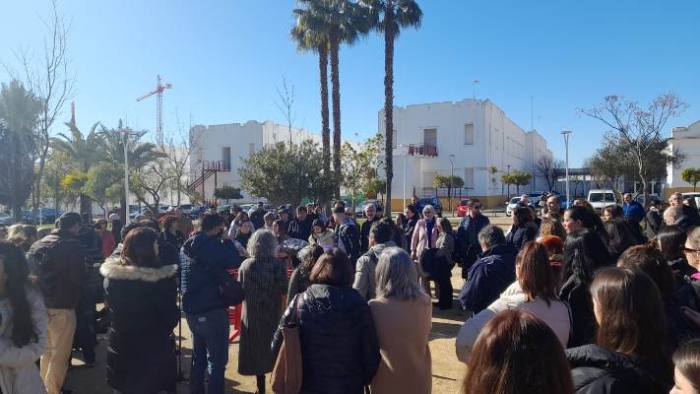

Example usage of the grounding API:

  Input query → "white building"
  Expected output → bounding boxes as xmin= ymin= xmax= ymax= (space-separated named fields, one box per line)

xmin=380 ymin=99 xmax=553 ymax=209
xmin=189 ymin=121 xmax=328 ymax=203
xmin=667 ymin=120 xmax=700 ymax=193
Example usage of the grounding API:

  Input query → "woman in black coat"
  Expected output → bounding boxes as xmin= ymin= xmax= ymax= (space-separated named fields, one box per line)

xmin=272 ymin=249 xmax=380 ymax=394
xmin=101 ymin=227 xmax=179 ymax=394
xmin=567 ymin=268 xmax=673 ymax=394
xmin=505 ymin=207 xmax=537 ymax=251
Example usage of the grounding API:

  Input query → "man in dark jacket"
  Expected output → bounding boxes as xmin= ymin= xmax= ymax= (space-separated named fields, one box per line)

xmin=456 ymin=199 xmax=490 ymax=279
xmin=360 ymin=203 xmax=379 ymax=254
xmin=333 ymin=207 xmax=361 ymax=263
xmin=180 ymin=213 xmax=242 ymax=394
xmin=645 ymin=200 xmax=663 ymax=239
xmin=250 ymin=202 xmax=267 ymax=230
xmin=28 ymin=212 xmax=87 ymax=394
xmin=288 ymin=205 xmax=314 ymax=241
xmin=458 ymin=225 xmax=518 ymax=314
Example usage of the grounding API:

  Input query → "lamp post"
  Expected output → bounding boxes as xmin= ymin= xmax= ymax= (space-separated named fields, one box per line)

xmin=449 ymin=154 xmax=455 ymax=215
xmin=561 ymin=130 xmax=572 ymax=208
xmin=120 ymin=128 xmax=131 ymax=224
xmin=507 ymin=164 xmax=511 ymax=198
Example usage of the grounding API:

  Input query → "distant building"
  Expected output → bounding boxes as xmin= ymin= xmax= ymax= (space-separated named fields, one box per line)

xmin=379 ymin=99 xmax=553 ymax=210
xmin=188 ymin=121 xmax=331 ymax=203
xmin=666 ymin=120 xmax=700 ymax=194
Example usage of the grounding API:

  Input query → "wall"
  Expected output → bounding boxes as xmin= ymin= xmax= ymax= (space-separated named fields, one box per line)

xmin=667 ymin=121 xmax=700 ymax=188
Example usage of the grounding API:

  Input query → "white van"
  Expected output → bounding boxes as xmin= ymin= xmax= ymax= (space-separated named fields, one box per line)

xmin=587 ymin=189 xmax=618 ymax=213
xmin=682 ymin=192 xmax=700 ymax=208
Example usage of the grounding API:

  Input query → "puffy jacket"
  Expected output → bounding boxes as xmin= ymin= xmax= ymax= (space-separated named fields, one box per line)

xmin=180 ymin=232 xmax=243 ymax=314
xmin=28 ymin=230 xmax=87 ymax=309
xmin=567 ymin=345 xmax=671 ymax=394
xmin=458 ymin=244 xmax=518 ymax=313
xmin=505 ymin=224 xmax=537 ymax=251
xmin=353 ymin=241 xmax=396 ymax=300
xmin=560 ymin=275 xmax=596 ymax=347
xmin=272 ymin=285 xmax=380 ymax=394
xmin=101 ymin=258 xmax=179 ymax=393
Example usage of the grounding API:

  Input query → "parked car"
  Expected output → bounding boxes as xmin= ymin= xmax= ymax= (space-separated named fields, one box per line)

xmin=178 ymin=204 xmax=195 ymax=215
xmin=506 ymin=197 xmax=521 ymax=217
xmin=189 ymin=205 xmax=208 ymax=219
xmin=354 ymin=200 xmax=384 ymax=218
xmin=635 ymin=193 xmax=660 ymax=206
xmin=682 ymin=192 xmax=700 ymax=208
xmin=418 ymin=197 xmax=442 ymax=217
xmin=587 ymin=189 xmax=618 ymax=213
xmin=0 ymin=213 xmax=14 ymax=226
xmin=457 ymin=199 xmax=470 ymax=217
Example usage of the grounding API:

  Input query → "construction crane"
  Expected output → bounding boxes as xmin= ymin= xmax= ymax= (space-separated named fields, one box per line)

xmin=136 ymin=74 xmax=172 ymax=146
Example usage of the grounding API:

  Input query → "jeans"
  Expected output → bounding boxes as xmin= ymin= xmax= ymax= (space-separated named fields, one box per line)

xmin=186 ymin=308 xmax=230 ymax=394
xmin=41 ymin=309 xmax=77 ymax=394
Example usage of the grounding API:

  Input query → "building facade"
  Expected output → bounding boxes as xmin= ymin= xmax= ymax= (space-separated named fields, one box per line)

xmin=380 ymin=99 xmax=553 ymax=209
xmin=189 ymin=121 xmax=325 ymax=203
xmin=667 ymin=120 xmax=700 ymax=194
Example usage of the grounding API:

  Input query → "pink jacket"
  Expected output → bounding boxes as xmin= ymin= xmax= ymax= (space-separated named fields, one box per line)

xmin=411 ymin=219 xmax=438 ymax=257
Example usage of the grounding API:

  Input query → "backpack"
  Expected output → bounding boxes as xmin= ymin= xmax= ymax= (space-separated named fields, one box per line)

xmin=26 ymin=237 xmax=66 ymax=299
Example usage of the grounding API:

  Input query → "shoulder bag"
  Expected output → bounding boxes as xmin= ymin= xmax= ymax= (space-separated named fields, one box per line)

xmin=272 ymin=294 xmax=303 ymax=394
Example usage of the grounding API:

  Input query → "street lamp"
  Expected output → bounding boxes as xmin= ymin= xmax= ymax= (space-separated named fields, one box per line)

xmin=561 ymin=130 xmax=573 ymax=208
xmin=120 ymin=128 xmax=131 ymax=224
xmin=507 ymin=164 xmax=511 ymax=197
xmin=449 ymin=154 xmax=455 ymax=214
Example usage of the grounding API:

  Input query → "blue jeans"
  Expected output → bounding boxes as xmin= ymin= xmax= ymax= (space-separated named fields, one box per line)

xmin=186 ymin=308 xmax=230 ymax=394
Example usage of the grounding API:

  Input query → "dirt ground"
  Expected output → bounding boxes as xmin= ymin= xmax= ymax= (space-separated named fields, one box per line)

xmin=64 ymin=215 xmax=513 ymax=393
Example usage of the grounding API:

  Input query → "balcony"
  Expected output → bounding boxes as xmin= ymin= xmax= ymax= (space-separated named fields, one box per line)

xmin=203 ymin=160 xmax=231 ymax=172
xmin=395 ymin=144 xmax=438 ymax=157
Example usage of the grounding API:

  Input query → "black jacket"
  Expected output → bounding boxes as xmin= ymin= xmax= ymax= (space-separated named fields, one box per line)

xmin=28 ymin=230 xmax=87 ymax=309
xmin=505 ymin=224 xmax=537 ymax=251
xmin=458 ymin=244 xmax=518 ymax=313
xmin=289 ymin=217 xmax=314 ymax=241
xmin=403 ymin=215 xmax=419 ymax=252
xmin=101 ymin=258 xmax=179 ymax=394
xmin=180 ymin=232 xmax=242 ymax=314
xmin=360 ymin=217 xmax=379 ymax=254
xmin=560 ymin=275 xmax=596 ymax=347
xmin=567 ymin=345 xmax=671 ymax=394
xmin=272 ymin=285 xmax=380 ymax=394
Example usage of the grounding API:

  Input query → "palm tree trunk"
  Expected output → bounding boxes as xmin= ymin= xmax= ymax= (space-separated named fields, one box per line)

xmin=330 ymin=31 xmax=342 ymax=199
xmin=384 ymin=3 xmax=395 ymax=216
xmin=319 ymin=44 xmax=331 ymax=178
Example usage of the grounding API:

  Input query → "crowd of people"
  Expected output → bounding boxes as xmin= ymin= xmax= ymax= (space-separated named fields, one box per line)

xmin=1 ymin=191 xmax=700 ymax=393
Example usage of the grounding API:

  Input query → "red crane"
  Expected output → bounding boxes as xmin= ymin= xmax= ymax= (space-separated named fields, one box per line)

xmin=136 ymin=74 xmax=172 ymax=146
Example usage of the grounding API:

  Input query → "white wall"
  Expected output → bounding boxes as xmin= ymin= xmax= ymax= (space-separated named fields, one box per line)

xmin=668 ymin=120 xmax=700 ymax=188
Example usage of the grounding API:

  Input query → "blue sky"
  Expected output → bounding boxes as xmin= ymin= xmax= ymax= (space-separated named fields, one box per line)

xmin=1 ymin=0 xmax=699 ymax=167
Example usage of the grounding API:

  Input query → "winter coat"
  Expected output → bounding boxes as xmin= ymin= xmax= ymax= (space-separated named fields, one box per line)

xmin=456 ymin=281 xmax=570 ymax=363
xmin=567 ymin=345 xmax=671 ymax=394
xmin=289 ymin=217 xmax=314 ymax=243
xmin=180 ymin=232 xmax=243 ymax=314
xmin=622 ymin=201 xmax=646 ymax=225
xmin=458 ymin=244 xmax=518 ymax=314
xmin=403 ymin=215 xmax=419 ymax=252
xmin=160 ymin=230 xmax=184 ymax=251
xmin=411 ymin=219 xmax=438 ymax=258
xmin=335 ymin=219 xmax=361 ymax=262
xmin=668 ymin=257 xmax=698 ymax=288
xmin=353 ymin=241 xmax=396 ymax=300
xmin=272 ymin=285 xmax=380 ymax=394
xmin=369 ymin=295 xmax=432 ymax=394
xmin=101 ymin=258 xmax=179 ymax=394
xmin=27 ymin=229 xmax=87 ymax=309
xmin=360 ymin=217 xmax=380 ymax=254
xmin=308 ymin=229 xmax=335 ymax=251
xmin=457 ymin=214 xmax=490 ymax=268
xmin=560 ymin=275 xmax=596 ymax=347
xmin=99 ymin=229 xmax=117 ymax=258
xmin=0 ymin=289 xmax=48 ymax=394
xmin=645 ymin=208 xmax=662 ymax=239
xmin=505 ymin=224 xmax=537 ymax=251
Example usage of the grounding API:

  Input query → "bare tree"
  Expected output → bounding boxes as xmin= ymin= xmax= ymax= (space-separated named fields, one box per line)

xmin=535 ymin=155 xmax=564 ymax=191
xmin=580 ymin=93 xmax=688 ymax=205
xmin=4 ymin=0 xmax=75 ymax=221
xmin=163 ymin=111 xmax=196 ymax=206
xmin=274 ymin=75 xmax=296 ymax=145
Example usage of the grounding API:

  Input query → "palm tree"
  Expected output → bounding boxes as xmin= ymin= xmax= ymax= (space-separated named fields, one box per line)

xmin=362 ymin=0 xmax=422 ymax=215
xmin=294 ymin=0 xmax=371 ymax=197
xmin=51 ymin=121 xmax=105 ymax=214
xmin=291 ymin=5 xmax=331 ymax=177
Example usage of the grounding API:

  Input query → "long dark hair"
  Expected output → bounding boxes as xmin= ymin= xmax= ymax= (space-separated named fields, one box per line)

xmin=603 ymin=218 xmax=638 ymax=260
xmin=563 ymin=228 xmax=612 ymax=284
xmin=673 ymin=339 xmax=700 ymax=390
xmin=517 ymin=242 xmax=559 ymax=305
xmin=567 ymin=205 xmax=605 ymax=235
xmin=591 ymin=267 xmax=672 ymax=379
xmin=0 ymin=241 xmax=39 ymax=347
xmin=462 ymin=309 xmax=574 ymax=394
xmin=656 ymin=225 xmax=686 ymax=262
xmin=121 ymin=227 xmax=160 ymax=268
xmin=513 ymin=207 xmax=533 ymax=228
xmin=617 ymin=243 xmax=675 ymax=302
xmin=298 ymin=244 xmax=324 ymax=278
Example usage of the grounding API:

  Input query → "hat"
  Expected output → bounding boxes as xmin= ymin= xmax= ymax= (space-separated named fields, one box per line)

xmin=108 ymin=213 xmax=120 ymax=221
xmin=58 ymin=212 xmax=82 ymax=229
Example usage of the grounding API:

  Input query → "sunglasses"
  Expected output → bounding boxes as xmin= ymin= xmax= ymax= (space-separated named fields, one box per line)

xmin=682 ymin=247 xmax=700 ymax=254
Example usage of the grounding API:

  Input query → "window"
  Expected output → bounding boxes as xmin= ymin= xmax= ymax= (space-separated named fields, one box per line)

xmin=424 ymin=128 xmax=437 ymax=146
xmin=221 ymin=147 xmax=231 ymax=167
xmin=249 ymin=143 xmax=255 ymax=156
xmin=464 ymin=123 xmax=474 ymax=145
xmin=464 ymin=168 xmax=475 ymax=189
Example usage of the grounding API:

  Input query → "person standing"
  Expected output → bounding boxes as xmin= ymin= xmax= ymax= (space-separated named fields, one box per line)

xmin=250 ymin=202 xmax=267 ymax=231
xmin=369 ymin=248 xmax=432 ymax=394
xmin=332 ymin=207 xmax=361 ymax=263
xmin=95 ymin=220 xmax=116 ymax=258
xmin=174 ymin=207 xmax=195 ymax=239
xmin=360 ymin=203 xmax=379 ymax=254
xmin=622 ymin=193 xmax=646 ymax=226
xmin=434 ymin=218 xmax=455 ymax=310
xmin=27 ymin=212 xmax=86 ymax=394
xmin=411 ymin=206 xmax=439 ymax=296
xmin=288 ymin=205 xmax=313 ymax=241
xmin=0 ymin=241 xmax=48 ymax=393
xmin=353 ymin=220 xmax=396 ymax=301
xmin=402 ymin=205 xmax=419 ymax=252
xmin=646 ymin=199 xmax=663 ymax=239
xmin=180 ymin=213 xmax=242 ymax=394
xmin=272 ymin=249 xmax=380 ymax=394
xmin=238 ymin=230 xmax=288 ymax=394
xmin=456 ymin=199 xmax=490 ymax=279
xmin=100 ymin=227 xmax=179 ymax=394
xmin=160 ymin=216 xmax=184 ymax=250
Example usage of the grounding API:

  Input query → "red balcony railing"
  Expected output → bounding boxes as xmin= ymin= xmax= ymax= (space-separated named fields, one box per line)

xmin=406 ymin=144 xmax=438 ymax=157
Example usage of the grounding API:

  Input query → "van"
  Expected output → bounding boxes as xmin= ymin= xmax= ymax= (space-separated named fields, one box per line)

xmin=682 ymin=192 xmax=700 ymax=208
xmin=587 ymin=189 xmax=618 ymax=213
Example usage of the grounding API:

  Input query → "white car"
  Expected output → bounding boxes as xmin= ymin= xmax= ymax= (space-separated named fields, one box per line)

xmin=0 ymin=213 xmax=14 ymax=225
xmin=505 ymin=197 xmax=521 ymax=217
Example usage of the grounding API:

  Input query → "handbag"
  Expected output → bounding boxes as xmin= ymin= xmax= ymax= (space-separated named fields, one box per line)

xmin=272 ymin=294 xmax=303 ymax=394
